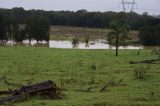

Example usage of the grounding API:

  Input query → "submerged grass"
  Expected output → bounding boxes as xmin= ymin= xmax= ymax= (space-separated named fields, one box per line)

xmin=0 ymin=46 xmax=160 ymax=106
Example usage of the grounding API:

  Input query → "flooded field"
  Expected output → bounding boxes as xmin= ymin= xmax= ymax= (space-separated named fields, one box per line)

xmin=5 ymin=39 xmax=159 ymax=50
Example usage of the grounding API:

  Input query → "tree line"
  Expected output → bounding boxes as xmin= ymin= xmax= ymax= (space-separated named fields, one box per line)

xmin=0 ymin=7 xmax=50 ymax=44
xmin=0 ymin=8 xmax=159 ymax=30
xmin=0 ymin=7 xmax=160 ymax=46
xmin=139 ymin=18 xmax=160 ymax=46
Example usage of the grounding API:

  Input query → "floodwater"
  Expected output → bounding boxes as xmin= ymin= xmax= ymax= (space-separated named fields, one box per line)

xmin=6 ymin=39 xmax=159 ymax=50
xmin=48 ymin=40 xmax=143 ymax=49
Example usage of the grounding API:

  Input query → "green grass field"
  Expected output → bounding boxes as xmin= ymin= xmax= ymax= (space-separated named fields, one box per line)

xmin=0 ymin=46 xmax=160 ymax=106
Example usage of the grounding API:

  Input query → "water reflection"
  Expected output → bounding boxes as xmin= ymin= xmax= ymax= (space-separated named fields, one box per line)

xmin=5 ymin=39 xmax=159 ymax=50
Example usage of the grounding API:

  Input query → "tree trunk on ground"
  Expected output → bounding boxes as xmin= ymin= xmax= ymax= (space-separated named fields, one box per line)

xmin=0 ymin=80 xmax=61 ymax=105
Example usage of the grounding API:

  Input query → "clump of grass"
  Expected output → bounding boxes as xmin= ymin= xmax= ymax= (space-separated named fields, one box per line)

xmin=90 ymin=64 xmax=97 ymax=83
xmin=133 ymin=65 xmax=149 ymax=80
xmin=90 ymin=64 xmax=96 ymax=71
xmin=148 ymin=91 xmax=155 ymax=101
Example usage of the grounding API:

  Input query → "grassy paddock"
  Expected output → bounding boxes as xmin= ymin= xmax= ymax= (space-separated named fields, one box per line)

xmin=50 ymin=26 xmax=138 ymax=41
xmin=0 ymin=46 xmax=160 ymax=106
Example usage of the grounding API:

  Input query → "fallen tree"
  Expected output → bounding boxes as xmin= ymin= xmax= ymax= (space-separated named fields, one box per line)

xmin=129 ymin=59 xmax=160 ymax=64
xmin=0 ymin=80 xmax=61 ymax=105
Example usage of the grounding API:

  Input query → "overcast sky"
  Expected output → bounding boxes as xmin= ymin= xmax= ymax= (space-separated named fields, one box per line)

xmin=0 ymin=0 xmax=160 ymax=15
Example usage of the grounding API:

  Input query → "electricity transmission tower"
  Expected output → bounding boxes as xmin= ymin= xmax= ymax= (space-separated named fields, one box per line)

xmin=121 ymin=0 xmax=137 ymax=12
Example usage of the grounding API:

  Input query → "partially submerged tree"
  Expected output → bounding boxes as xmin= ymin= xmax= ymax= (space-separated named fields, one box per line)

xmin=84 ymin=35 xmax=90 ymax=47
xmin=0 ymin=8 xmax=51 ymax=46
xmin=72 ymin=37 xmax=79 ymax=48
xmin=26 ymin=15 xmax=50 ymax=44
xmin=108 ymin=19 xmax=129 ymax=56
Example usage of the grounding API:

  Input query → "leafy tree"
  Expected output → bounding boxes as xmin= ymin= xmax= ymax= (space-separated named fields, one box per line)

xmin=11 ymin=7 xmax=26 ymax=24
xmin=139 ymin=18 xmax=160 ymax=46
xmin=108 ymin=19 xmax=129 ymax=56
xmin=12 ymin=24 xmax=27 ymax=42
xmin=84 ymin=35 xmax=90 ymax=47
xmin=72 ymin=37 xmax=79 ymax=48
xmin=0 ymin=13 xmax=6 ymax=42
xmin=26 ymin=15 xmax=50 ymax=44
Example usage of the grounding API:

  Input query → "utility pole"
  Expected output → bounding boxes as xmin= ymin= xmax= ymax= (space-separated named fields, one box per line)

xmin=121 ymin=0 xmax=137 ymax=12
xmin=131 ymin=0 xmax=136 ymax=11
xmin=122 ymin=0 xmax=126 ymax=12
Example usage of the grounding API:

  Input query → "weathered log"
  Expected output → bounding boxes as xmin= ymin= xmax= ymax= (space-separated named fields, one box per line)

xmin=0 ymin=89 xmax=13 ymax=95
xmin=19 ymin=80 xmax=57 ymax=94
xmin=0 ymin=80 xmax=61 ymax=105
xmin=129 ymin=59 xmax=160 ymax=64
xmin=0 ymin=95 xmax=21 ymax=105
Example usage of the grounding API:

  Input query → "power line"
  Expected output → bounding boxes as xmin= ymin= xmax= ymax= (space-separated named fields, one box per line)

xmin=120 ymin=0 xmax=160 ymax=15
xmin=134 ymin=8 xmax=160 ymax=12
xmin=121 ymin=0 xmax=137 ymax=12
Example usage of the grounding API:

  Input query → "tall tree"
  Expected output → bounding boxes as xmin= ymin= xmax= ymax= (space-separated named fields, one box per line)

xmin=12 ymin=24 xmax=27 ymax=42
xmin=108 ymin=19 xmax=129 ymax=56
xmin=0 ymin=13 xmax=8 ymax=43
xmin=26 ymin=15 xmax=50 ymax=44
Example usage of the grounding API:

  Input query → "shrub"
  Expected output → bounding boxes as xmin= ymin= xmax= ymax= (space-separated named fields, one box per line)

xmin=72 ymin=37 xmax=79 ymax=48
xmin=133 ymin=65 xmax=148 ymax=79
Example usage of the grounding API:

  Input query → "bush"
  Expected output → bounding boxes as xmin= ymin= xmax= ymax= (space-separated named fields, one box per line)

xmin=133 ymin=66 xmax=148 ymax=79
xmin=72 ymin=37 xmax=79 ymax=48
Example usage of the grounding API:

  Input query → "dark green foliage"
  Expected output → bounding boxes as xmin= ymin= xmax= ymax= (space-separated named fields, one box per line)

xmin=12 ymin=24 xmax=27 ymax=42
xmin=26 ymin=16 xmax=50 ymax=43
xmin=0 ymin=8 xmax=50 ymax=44
xmin=0 ymin=13 xmax=7 ymax=42
xmin=139 ymin=23 xmax=160 ymax=46
xmin=0 ymin=8 xmax=159 ymax=30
